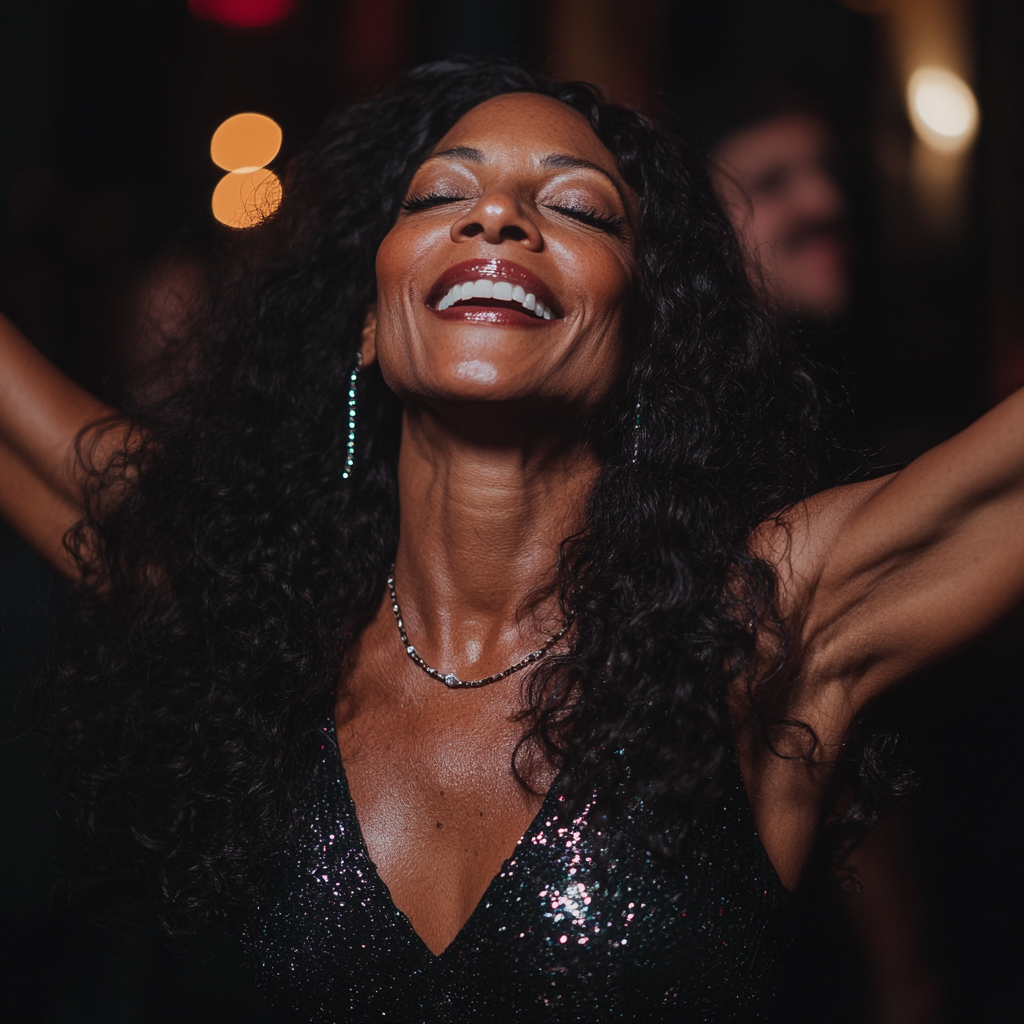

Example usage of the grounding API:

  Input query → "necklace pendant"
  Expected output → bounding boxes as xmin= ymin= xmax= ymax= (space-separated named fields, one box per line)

xmin=387 ymin=564 xmax=570 ymax=690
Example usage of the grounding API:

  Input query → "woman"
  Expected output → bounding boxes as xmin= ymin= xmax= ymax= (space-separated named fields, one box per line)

xmin=1 ymin=62 xmax=1021 ymax=1022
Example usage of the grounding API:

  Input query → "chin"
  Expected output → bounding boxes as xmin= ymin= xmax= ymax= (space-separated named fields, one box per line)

xmin=383 ymin=332 xmax=559 ymax=404
xmin=452 ymin=359 xmax=500 ymax=386
xmin=397 ymin=360 xmax=546 ymax=406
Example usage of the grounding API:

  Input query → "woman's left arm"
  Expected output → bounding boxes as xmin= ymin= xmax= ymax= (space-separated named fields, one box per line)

xmin=773 ymin=386 xmax=1024 ymax=710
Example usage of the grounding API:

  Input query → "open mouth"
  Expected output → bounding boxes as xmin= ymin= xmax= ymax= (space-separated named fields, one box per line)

xmin=437 ymin=279 xmax=552 ymax=319
xmin=426 ymin=259 xmax=562 ymax=322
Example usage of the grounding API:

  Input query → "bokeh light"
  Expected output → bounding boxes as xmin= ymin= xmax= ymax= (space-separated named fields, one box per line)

xmin=212 ymin=168 xmax=282 ymax=229
xmin=211 ymin=112 xmax=282 ymax=172
xmin=189 ymin=0 xmax=296 ymax=29
xmin=907 ymin=67 xmax=979 ymax=153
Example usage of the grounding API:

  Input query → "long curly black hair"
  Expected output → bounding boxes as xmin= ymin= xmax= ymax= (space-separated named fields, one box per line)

xmin=43 ymin=60 xmax=832 ymax=933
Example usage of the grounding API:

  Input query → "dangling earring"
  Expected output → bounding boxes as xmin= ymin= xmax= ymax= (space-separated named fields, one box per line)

xmin=341 ymin=352 xmax=362 ymax=480
xmin=631 ymin=400 xmax=642 ymax=464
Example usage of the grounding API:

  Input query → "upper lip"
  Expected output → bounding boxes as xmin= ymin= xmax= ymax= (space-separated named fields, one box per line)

xmin=426 ymin=259 xmax=562 ymax=318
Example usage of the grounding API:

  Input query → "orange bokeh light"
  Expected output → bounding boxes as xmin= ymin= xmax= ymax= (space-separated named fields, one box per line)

xmin=210 ymin=113 xmax=282 ymax=172
xmin=211 ymin=168 xmax=282 ymax=229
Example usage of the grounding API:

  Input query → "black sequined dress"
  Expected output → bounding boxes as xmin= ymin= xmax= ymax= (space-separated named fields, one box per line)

xmin=243 ymin=723 xmax=790 ymax=1022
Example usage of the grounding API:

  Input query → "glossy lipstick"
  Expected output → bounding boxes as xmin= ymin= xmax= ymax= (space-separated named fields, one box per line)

xmin=426 ymin=259 xmax=562 ymax=325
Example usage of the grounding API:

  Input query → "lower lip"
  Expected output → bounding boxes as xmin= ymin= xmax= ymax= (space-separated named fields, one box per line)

xmin=431 ymin=305 xmax=551 ymax=326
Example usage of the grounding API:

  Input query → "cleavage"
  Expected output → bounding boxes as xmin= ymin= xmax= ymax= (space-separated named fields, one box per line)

xmin=334 ymin=696 xmax=553 ymax=955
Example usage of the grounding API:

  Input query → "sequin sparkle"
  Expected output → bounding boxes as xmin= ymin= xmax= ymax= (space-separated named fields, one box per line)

xmin=242 ymin=723 xmax=790 ymax=1022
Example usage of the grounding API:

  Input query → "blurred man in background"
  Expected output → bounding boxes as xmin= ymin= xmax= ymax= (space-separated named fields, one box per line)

xmin=704 ymin=88 xmax=945 ymax=1024
xmin=710 ymin=100 xmax=850 ymax=320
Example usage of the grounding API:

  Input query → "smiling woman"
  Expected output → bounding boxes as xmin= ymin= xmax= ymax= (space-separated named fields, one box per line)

xmin=1 ymin=59 xmax=1022 ymax=1024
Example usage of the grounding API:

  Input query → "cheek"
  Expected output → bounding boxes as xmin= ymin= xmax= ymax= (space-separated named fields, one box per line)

xmin=374 ymin=227 xmax=406 ymax=313
xmin=751 ymin=199 xmax=793 ymax=244
xmin=582 ymin=255 xmax=634 ymax=336
xmin=370 ymin=237 xmax=413 ymax=389
xmin=372 ymin=228 xmax=422 ymax=368
xmin=553 ymin=233 xmax=632 ymax=308
xmin=374 ymin=219 xmax=447 ymax=323
xmin=564 ymin=254 xmax=632 ymax=393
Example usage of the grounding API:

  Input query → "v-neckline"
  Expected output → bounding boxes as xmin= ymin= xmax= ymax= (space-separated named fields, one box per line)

xmin=325 ymin=722 xmax=558 ymax=959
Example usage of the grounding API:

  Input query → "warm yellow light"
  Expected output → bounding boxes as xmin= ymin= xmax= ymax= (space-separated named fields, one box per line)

xmin=907 ymin=67 xmax=979 ymax=153
xmin=211 ymin=168 xmax=282 ymax=229
xmin=210 ymin=113 xmax=282 ymax=172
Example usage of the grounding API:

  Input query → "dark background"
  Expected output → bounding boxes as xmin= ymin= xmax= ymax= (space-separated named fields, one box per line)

xmin=1 ymin=1 xmax=1021 ymax=1021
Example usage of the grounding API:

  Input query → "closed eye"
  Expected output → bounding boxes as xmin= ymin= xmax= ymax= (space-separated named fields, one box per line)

xmin=400 ymin=192 xmax=466 ymax=213
xmin=544 ymin=204 xmax=627 ymax=237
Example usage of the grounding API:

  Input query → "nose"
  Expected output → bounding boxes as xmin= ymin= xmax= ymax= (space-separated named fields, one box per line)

xmin=799 ymin=167 xmax=844 ymax=221
xmin=451 ymin=191 xmax=543 ymax=250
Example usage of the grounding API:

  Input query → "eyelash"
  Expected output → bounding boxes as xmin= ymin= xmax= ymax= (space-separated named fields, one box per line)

xmin=400 ymin=192 xmax=627 ymax=237
xmin=400 ymin=192 xmax=461 ymax=212
xmin=544 ymin=204 xmax=627 ymax=237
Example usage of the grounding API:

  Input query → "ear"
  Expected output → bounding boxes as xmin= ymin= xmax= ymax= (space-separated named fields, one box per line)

xmin=359 ymin=304 xmax=377 ymax=366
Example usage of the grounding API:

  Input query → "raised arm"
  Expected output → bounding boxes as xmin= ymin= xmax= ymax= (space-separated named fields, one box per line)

xmin=0 ymin=312 xmax=119 ymax=575
xmin=771 ymin=385 xmax=1024 ymax=720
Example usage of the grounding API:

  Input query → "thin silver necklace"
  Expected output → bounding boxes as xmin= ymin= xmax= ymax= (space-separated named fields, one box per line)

xmin=386 ymin=565 xmax=571 ymax=689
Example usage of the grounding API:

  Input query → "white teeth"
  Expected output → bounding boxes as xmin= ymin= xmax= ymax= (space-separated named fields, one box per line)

xmin=436 ymin=279 xmax=555 ymax=319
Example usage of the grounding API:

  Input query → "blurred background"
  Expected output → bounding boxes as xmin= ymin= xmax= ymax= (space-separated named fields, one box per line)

xmin=1 ymin=1 xmax=1021 ymax=1021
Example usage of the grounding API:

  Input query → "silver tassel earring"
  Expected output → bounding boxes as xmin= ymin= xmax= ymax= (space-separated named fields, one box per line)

xmin=631 ymin=400 xmax=642 ymax=464
xmin=341 ymin=352 xmax=362 ymax=480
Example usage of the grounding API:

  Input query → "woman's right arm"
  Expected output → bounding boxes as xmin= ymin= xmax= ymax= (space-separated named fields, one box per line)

xmin=0 ymin=312 xmax=121 ymax=576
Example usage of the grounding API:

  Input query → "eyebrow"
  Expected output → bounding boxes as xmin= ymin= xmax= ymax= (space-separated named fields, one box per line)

xmin=425 ymin=147 xmax=626 ymax=203
xmin=429 ymin=145 xmax=485 ymax=163
xmin=538 ymin=153 xmax=622 ymax=194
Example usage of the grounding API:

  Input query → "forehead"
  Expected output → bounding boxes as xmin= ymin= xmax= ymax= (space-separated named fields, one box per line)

xmin=717 ymin=114 xmax=831 ymax=175
xmin=430 ymin=92 xmax=621 ymax=177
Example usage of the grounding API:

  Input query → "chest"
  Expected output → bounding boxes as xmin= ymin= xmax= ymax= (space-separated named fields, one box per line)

xmin=334 ymin=686 xmax=552 ymax=953
xmin=244 ymin=728 xmax=791 ymax=1023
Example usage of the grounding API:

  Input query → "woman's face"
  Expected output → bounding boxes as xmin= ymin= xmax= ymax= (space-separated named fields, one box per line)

xmin=373 ymin=92 xmax=637 ymax=418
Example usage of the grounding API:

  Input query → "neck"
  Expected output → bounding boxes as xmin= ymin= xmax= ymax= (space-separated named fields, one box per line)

xmin=391 ymin=401 xmax=597 ymax=679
